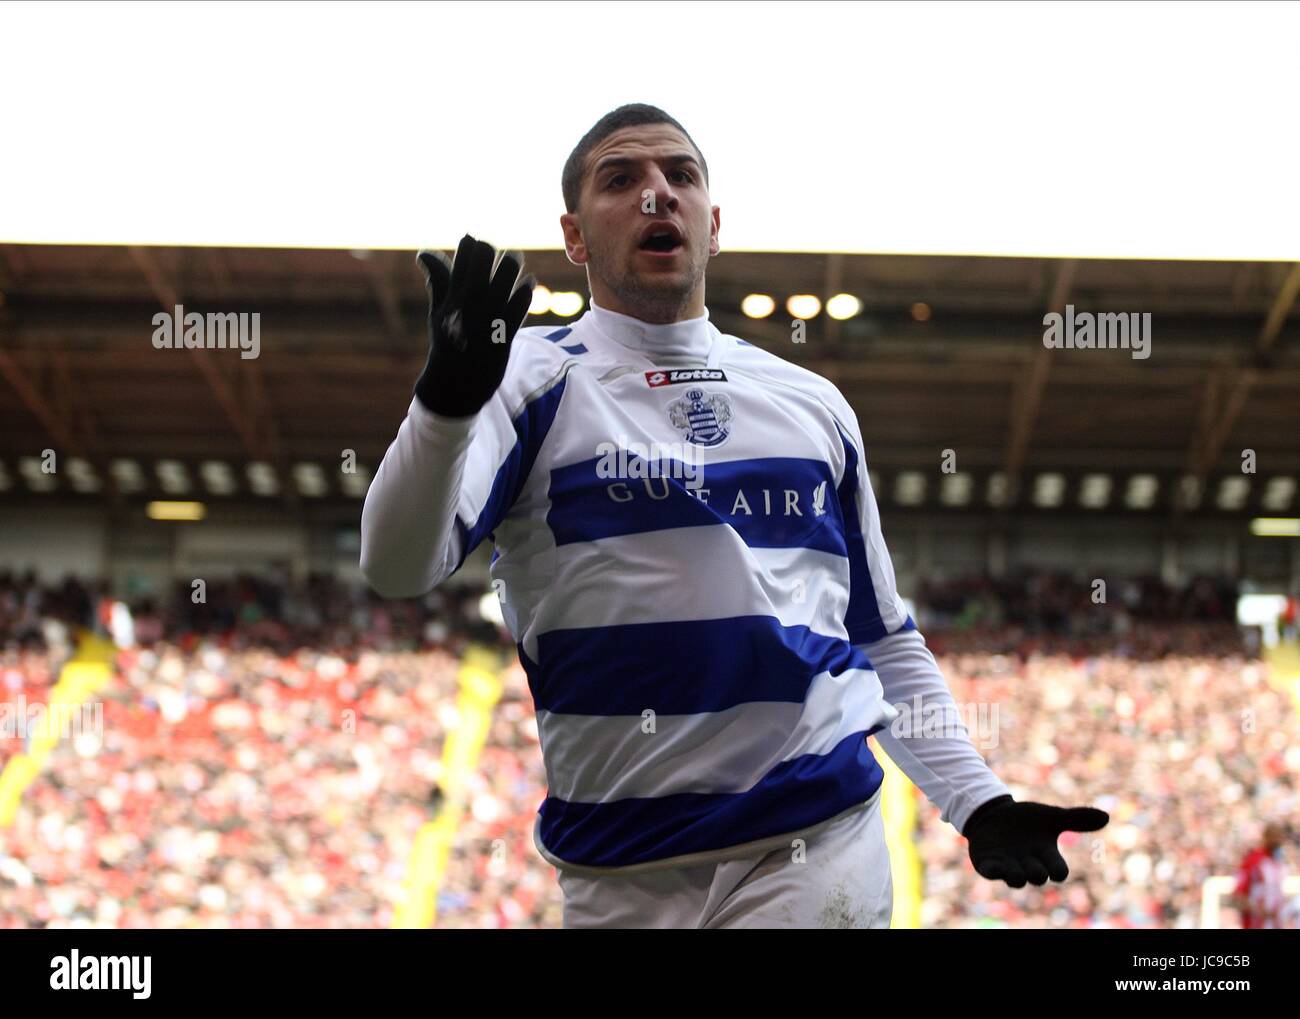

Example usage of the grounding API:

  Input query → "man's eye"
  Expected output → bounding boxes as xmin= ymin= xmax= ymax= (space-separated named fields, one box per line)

xmin=607 ymin=174 xmax=629 ymax=189
xmin=672 ymin=170 xmax=694 ymax=183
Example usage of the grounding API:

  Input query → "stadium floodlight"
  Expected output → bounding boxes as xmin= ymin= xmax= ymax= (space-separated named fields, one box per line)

xmin=110 ymin=459 xmax=146 ymax=493
xmin=528 ymin=285 xmax=552 ymax=316
xmin=1262 ymin=477 xmax=1296 ymax=512
xmin=1124 ymin=474 xmax=1159 ymax=510
xmin=940 ymin=472 xmax=972 ymax=507
xmin=1250 ymin=518 xmax=1300 ymax=537
xmin=200 ymin=461 xmax=237 ymax=496
xmin=825 ymin=294 xmax=862 ymax=320
xmin=18 ymin=456 xmax=57 ymax=492
xmin=547 ymin=292 xmax=585 ymax=317
xmin=894 ymin=471 xmax=926 ymax=506
xmin=67 ymin=458 xmax=102 ymax=493
xmin=292 ymin=463 xmax=329 ymax=498
xmin=786 ymin=295 xmax=821 ymax=320
xmin=741 ymin=294 xmax=776 ymax=319
xmin=339 ymin=465 xmax=372 ymax=499
xmin=986 ymin=472 xmax=1009 ymax=508
xmin=1079 ymin=473 xmax=1112 ymax=509
xmin=156 ymin=460 xmax=191 ymax=496
xmin=1216 ymin=476 xmax=1251 ymax=511
xmin=1176 ymin=475 xmax=1202 ymax=512
xmin=1032 ymin=473 xmax=1065 ymax=508
xmin=146 ymin=501 xmax=205 ymax=522
xmin=246 ymin=462 xmax=279 ymax=496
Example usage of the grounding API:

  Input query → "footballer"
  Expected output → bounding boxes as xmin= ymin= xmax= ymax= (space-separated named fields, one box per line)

xmin=360 ymin=103 xmax=1109 ymax=928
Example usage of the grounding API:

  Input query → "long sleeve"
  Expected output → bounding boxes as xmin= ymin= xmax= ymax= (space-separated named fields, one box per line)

xmin=861 ymin=626 xmax=1012 ymax=833
xmin=360 ymin=331 xmax=572 ymax=600
xmin=359 ymin=397 xmax=477 ymax=598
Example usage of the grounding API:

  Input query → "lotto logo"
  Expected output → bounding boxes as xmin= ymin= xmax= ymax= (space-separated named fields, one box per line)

xmin=645 ymin=368 xmax=728 ymax=387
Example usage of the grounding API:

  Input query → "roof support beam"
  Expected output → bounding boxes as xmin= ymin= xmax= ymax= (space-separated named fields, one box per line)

xmin=0 ymin=347 xmax=83 ymax=456
xmin=1183 ymin=261 xmax=1300 ymax=505
xmin=1001 ymin=259 xmax=1077 ymax=505
xmin=127 ymin=245 xmax=299 ymax=509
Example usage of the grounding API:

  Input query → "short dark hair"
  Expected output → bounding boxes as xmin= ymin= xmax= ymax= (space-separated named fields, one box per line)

xmin=561 ymin=103 xmax=709 ymax=214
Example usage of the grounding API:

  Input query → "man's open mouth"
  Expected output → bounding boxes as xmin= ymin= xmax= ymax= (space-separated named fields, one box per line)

xmin=639 ymin=223 xmax=684 ymax=253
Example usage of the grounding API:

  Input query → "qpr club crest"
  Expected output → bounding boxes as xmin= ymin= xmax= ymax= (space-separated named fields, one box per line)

xmin=667 ymin=388 xmax=734 ymax=447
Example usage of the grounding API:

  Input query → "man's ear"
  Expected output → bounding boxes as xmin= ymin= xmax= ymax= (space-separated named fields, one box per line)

xmin=560 ymin=212 xmax=588 ymax=266
xmin=709 ymin=205 xmax=721 ymax=256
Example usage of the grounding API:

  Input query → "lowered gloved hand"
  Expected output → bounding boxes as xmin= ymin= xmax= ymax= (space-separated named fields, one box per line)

xmin=962 ymin=794 xmax=1110 ymax=888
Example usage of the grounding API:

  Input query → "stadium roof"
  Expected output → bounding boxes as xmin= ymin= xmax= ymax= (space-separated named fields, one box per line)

xmin=0 ymin=244 xmax=1297 ymax=518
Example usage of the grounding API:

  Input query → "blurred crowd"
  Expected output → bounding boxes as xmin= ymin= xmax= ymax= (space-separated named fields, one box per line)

xmin=0 ymin=570 xmax=505 ymax=656
xmin=918 ymin=572 xmax=1238 ymax=630
xmin=0 ymin=640 xmax=558 ymax=928
xmin=1 ymin=568 xmax=1296 ymax=928
xmin=915 ymin=572 xmax=1250 ymax=659
xmin=909 ymin=649 xmax=1299 ymax=928
xmin=0 ymin=569 xmax=1249 ymax=657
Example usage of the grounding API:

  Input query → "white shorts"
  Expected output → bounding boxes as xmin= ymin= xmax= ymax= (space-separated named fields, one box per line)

xmin=556 ymin=788 xmax=892 ymax=929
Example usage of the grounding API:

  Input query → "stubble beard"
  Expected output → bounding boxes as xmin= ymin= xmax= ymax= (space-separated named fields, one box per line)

xmin=590 ymin=236 xmax=707 ymax=325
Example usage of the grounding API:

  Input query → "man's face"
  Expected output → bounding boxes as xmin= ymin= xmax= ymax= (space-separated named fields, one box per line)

xmin=561 ymin=123 xmax=720 ymax=323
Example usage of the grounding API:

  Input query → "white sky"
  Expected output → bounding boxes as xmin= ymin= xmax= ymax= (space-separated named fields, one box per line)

xmin=1 ymin=0 xmax=1297 ymax=259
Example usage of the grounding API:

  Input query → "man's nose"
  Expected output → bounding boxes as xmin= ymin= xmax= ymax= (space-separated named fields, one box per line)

xmin=643 ymin=170 xmax=680 ymax=212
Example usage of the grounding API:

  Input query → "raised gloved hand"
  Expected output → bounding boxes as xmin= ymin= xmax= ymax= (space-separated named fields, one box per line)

xmin=962 ymin=794 xmax=1110 ymax=888
xmin=414 ymin=234 xmax=536 ymax=417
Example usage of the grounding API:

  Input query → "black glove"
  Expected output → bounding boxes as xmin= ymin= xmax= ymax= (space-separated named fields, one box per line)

xmin=414 ymin=234 xmax=536 ymax=417
xmin=962 ymin=794 xmax=1109 ymax=888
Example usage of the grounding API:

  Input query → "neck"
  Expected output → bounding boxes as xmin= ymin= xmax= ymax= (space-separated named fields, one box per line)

xmin=587 ymin=298 xmax=715 ymax=365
